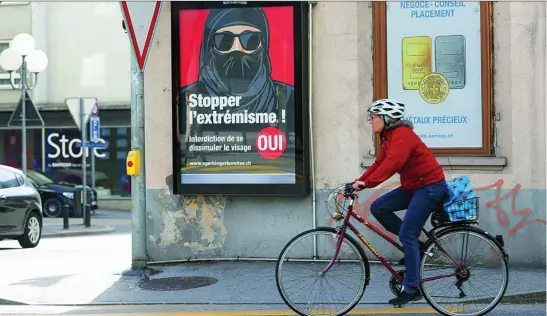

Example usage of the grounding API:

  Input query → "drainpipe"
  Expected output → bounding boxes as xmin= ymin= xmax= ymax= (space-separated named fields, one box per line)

xmin=308 ymin=2 xmax=318 ymax=258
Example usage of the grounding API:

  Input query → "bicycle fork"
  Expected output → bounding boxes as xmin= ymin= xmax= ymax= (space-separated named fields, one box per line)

xmin=320 ymin=226 xmax=347 ymax=275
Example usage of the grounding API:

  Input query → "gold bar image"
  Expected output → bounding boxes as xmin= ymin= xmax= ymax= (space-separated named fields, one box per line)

xmin=402 ymin=36 xmax=432 ymax=90
xmin=435 ymin=35 xmax=466 ymax=89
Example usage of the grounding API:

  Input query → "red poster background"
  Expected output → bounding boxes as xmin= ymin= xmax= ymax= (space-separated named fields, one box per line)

xmin=179 ymin=6 xmax=294 ymax=88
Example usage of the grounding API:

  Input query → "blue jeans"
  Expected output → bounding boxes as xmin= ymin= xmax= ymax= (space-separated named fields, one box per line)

xmin=370 ymin=180 xmax=447 ymax=290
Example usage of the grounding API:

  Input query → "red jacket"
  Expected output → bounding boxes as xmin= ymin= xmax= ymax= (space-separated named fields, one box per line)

xmin=357 ymin=121 xmax=445 ymax=191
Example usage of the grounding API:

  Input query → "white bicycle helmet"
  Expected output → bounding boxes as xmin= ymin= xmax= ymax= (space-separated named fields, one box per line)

xmin=367 ymin=99 xmax=405 ymax=120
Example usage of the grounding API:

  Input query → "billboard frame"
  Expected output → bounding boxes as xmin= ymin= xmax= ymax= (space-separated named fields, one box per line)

xmin=171 ymin=1 xmax=310 ymax=196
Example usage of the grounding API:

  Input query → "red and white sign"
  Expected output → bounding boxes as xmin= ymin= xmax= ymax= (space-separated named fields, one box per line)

xmin=91 ymin=104 xmax=99 ymax=116
xmin=120 ymin=1 xmax=161 ymax=70
xmin=256 ymin=127 xmax=287 ymax=160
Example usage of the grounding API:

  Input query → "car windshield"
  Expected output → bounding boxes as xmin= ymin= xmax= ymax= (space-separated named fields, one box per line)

xmin=26 ymin=170 xmax=55 ymax=186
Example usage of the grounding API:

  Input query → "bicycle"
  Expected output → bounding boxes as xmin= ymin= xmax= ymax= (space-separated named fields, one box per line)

xmin=276 ymin=182 xmax=509 ymax=316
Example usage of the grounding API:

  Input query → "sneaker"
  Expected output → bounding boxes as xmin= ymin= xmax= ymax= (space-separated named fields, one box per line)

xmin=388 ymin=288 xmax=423 ymax=306
xmin=397 ymin=241 xmax=427 ymax=265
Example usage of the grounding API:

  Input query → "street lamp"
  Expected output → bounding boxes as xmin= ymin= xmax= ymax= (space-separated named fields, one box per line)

xmin=0 ymin=33 xmax=48 ymax=175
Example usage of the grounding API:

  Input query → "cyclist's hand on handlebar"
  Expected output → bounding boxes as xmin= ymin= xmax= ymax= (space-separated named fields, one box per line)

xmin=352 ymin=181 xmax=366 ymax=191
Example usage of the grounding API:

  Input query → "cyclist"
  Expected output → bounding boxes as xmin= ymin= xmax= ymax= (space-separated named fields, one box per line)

xmin=352 ymin=99 xmax=447 ymax=306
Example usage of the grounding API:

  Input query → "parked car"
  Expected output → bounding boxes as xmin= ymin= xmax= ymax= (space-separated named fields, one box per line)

xmin=24 ymin=169 xmax=99 ymax=218
xmin=0 ymin=164 xmax=43 ymax=248
xmin=49 ymin=169 xmax=111 ymax=193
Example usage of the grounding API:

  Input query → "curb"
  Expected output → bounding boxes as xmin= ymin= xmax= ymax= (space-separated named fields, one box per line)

xmin=42 ymin=226 xmax=116 ymax=238
xmin=0 ymin=298 xmax=25 ymax=305
xmin=1 ymin=291 xmax=545 ymax=307
xmin=96 ymin=208 xmax=132 ymax=212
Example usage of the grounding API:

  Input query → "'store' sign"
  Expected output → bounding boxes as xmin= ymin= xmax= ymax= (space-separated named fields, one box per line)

xmin=47 ymin=132 xmax=107 ymax=159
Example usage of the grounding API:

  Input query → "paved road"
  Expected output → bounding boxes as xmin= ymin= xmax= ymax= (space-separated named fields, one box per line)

xmin=0 ymin=210 xmax=544 ymax=316
xmin=0 ymin=303 xmax=545 ymax=315
xmin=0 ymin=210 xmax=132 ymax=305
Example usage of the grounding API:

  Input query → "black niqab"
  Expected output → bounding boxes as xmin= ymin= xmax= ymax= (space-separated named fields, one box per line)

xmin=198 ymin=7 xmax=276 ymax=114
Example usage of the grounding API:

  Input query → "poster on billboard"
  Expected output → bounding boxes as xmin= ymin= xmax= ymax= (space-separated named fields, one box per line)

xmin=386 ymin=1 xmax=482 ymax=148
xmin=171 ymin=1 xmax=310 ymax=195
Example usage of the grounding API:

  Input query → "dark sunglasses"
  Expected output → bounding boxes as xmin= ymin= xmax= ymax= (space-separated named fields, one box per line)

xmin=213 ymin=31 xmax=262 ymax=52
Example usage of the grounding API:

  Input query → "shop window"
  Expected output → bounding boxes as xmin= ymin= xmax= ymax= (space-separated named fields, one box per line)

xmin=44 ymin=127 xmax=131 ymax=198
xmin=0 ymin=129 xmax=42 ymax=171
xmin=372 ymin=2 xmax=493 ymax=156
xmin=0 ymin=42 xmax=22 ymax=89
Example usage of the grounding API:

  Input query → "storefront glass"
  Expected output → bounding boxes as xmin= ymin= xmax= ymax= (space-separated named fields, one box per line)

xmin=44 ymin=127 xmax=132 ymax=198
xmin=0 ymin=108 xmax=132 ymax=199
xmin=0 ymin=129 xmax=42 ymax=171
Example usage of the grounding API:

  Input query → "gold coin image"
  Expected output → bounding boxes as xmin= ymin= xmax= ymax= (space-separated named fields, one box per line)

xmin=419 ymin=72 xmax=449 ymax=104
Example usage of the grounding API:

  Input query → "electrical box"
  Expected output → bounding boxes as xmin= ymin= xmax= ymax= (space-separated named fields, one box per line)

xmin=126 ymin=150 xmax=141 ymax=176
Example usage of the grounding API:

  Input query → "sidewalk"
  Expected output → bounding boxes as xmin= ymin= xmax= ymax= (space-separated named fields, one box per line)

xmin=0 ymin=261 xmax=544 ymax=306
xmin=42 ymin=217 xmax=116 ymax=238
xmin=93 ymin=262 xmax=547 ymax=305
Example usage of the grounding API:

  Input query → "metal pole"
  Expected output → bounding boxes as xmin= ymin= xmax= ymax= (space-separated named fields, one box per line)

xmin=130 ymin=42 xmax=147 ymax=270
xmin=21 ymin=56 xmax=27 ymax=175
xmin=90 ymin=127 xmax=96 ymax=217
xmin=91 ymin=143 xmax=96 ymax=189
xmin=41 ymin=128 xmax=45 ymax=171
xmin=308 ymin=3 xmax=318 ymax=259
xmin=80 ymin=98 xmax=89 ymax=227
xmin=63 ymin=200 xmax=69 ymax=230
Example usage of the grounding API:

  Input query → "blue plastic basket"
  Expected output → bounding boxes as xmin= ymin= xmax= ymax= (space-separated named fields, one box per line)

xmin=444 ymin=196 xmax=480 ymax=222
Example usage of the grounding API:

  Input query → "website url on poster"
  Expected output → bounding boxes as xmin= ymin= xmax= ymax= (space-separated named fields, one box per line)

xmin=419 ymin=133 xmax=455 ymax=139
xmin=188 ymin=161 xmax=252 ymax=167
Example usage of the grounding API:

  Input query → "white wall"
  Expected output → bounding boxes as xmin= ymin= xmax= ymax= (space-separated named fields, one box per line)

xmin=141 ymin=2 xmax=546 ymax=266
xmin=316 ymin=2 xmax=546 ymax=191
xmin=43 ymin=2 xmax=131 ymax=107
xmin=0 ymin=2 xmax=32 ymax=106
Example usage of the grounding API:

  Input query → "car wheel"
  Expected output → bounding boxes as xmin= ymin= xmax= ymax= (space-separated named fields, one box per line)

xmin=18 ymin=212 xmax=41 ymax=248
xmin=43 ymin=198 xmax=63 ymax=218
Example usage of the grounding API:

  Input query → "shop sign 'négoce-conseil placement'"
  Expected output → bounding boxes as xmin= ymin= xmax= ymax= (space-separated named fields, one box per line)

xmin=386 ymin=1 xmax=483 ymax=148
xmin=171 ymin=1 xmax=310 ymax=195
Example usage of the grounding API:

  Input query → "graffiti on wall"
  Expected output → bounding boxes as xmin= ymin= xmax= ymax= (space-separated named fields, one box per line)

xmin=327 ymin=179 xmax=546 ymax=238
xmin=475 ymin=179 xmax=546 ymax=236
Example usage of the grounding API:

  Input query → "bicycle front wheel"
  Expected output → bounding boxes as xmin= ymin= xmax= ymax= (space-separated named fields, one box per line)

xmin=275 ymin=227 xmax=370 ymax=316
xmin=420 ymin=227 xmax=509 ymax=316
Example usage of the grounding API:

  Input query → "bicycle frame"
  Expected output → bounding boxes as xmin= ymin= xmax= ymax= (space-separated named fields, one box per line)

xmin=323 ymin=194 xmax=466 ymax=284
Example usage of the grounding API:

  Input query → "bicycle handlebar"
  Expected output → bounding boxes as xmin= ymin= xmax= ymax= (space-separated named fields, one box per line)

xmin=342 ymin=182 xmax=365 ymax=198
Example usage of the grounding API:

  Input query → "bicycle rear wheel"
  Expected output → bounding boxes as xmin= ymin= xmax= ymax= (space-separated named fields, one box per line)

xmin=420 ymin=227 xmax=509 ymax=316
xmin=275 ymin=227 xmax=370 ymax=316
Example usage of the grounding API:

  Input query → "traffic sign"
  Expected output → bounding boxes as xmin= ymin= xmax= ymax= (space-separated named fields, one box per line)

xmin=65 ymin=97 xmax=97 ymax=131
xmin=75 ymin=141 xmax=109 ymax=149
xmin=90 ymin=116 xmax=101 ymax=143
xmin=91 ymin=103 xmax=99 ymax=116
xmin=120 ymin=1 xmax=161 ymax=70
xmin=7 ymin=91 xmax=45 ymax=127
